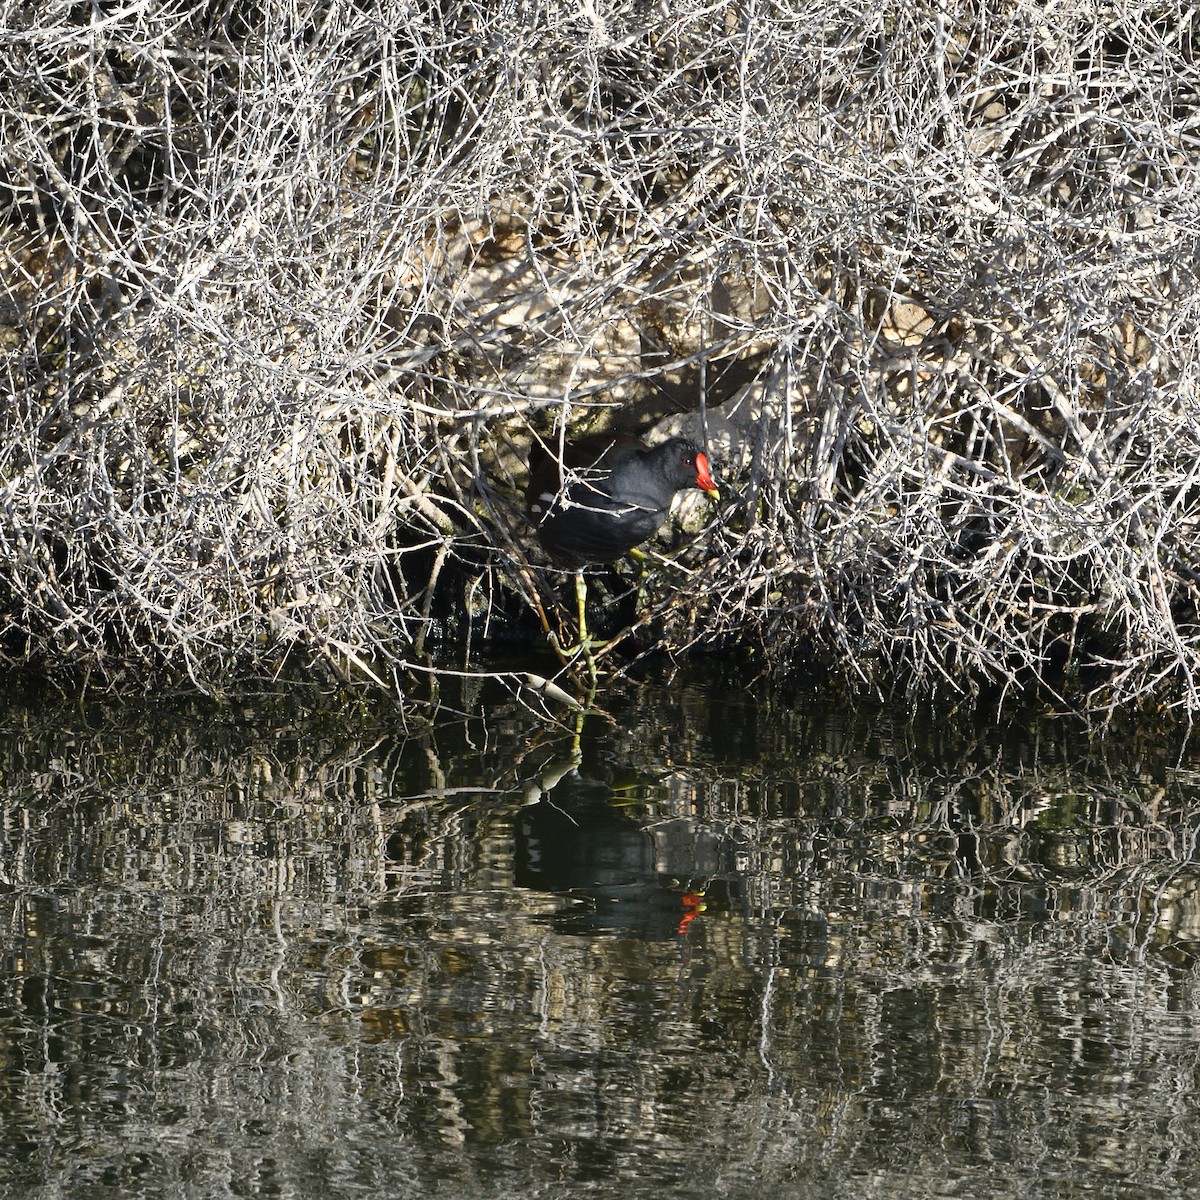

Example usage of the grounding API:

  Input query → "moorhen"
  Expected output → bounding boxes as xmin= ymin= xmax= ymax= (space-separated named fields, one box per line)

xmin=525 ymin=433 xmax=719 ymax=663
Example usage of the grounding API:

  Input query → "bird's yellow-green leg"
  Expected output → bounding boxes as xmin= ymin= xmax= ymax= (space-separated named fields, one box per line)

xmin=625 ymin=546 xmax=655 ymax=613
xmin=574 ymin=570 xmax=591 ymax=646
xmin=547 ymin=570 xmax=601 ymax=685
xmin=574 ymin=570 xmax=603 ymax=686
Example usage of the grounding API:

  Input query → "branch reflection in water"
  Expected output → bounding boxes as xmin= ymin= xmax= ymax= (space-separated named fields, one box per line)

xmin=0 ymin=666 xmax=1198 ymax=1198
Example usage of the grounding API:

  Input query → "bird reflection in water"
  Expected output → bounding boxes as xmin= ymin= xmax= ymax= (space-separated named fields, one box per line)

xmin=515 ymin=750 xmax=711 ymax=942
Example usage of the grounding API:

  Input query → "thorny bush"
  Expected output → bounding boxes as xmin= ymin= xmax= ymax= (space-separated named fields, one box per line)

xmin=1 ymin=0 xmax=1199 ymax=712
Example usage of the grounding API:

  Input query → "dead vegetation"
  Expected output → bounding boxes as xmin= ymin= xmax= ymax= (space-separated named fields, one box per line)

xmin=1 ymin=0 xmax=1199 ymax=711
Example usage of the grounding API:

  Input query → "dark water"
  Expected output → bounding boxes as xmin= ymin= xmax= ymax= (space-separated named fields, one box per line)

xmin=1 ymin=665 xmax=1199 ymax=1199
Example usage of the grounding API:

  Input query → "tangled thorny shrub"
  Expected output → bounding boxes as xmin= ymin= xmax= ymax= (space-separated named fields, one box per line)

xmin=1 ymin=1 xmax=1199 ymax=711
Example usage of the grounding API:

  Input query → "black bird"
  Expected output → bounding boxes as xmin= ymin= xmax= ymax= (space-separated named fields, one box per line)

xmin=526 ymin=433 xmax=719 ymax=662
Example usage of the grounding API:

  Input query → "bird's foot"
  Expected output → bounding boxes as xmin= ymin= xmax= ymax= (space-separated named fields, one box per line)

xmin=548 ymin=630 xmax=608 ymax=662
xmin=547 ymin=630 xmax=606 ymax=687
